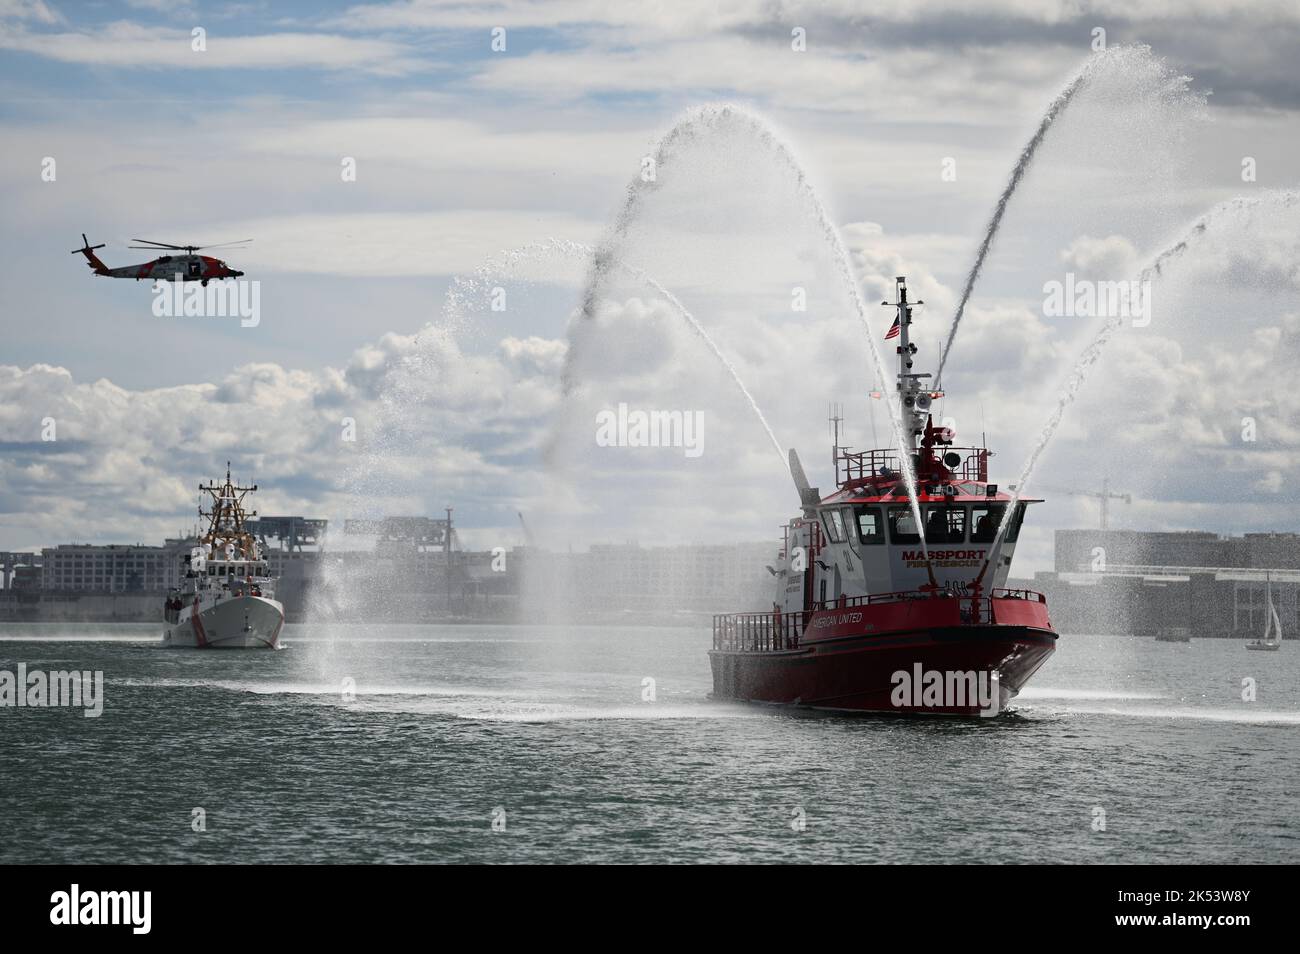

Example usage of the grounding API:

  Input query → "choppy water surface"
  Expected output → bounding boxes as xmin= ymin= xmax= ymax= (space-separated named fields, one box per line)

xmin=1 ymin=624 xmax=1296 ymax=863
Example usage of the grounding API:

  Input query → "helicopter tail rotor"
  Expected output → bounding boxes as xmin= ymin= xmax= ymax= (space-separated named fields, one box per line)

xmin=71 ymin=233 xmax=109 ymax=273
xmin=70 ymin=233 xmax=106 ymax=254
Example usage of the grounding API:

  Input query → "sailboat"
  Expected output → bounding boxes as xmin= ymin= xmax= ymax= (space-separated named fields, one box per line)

xmin=1245 ymin=573 xmax=1283 ymax=651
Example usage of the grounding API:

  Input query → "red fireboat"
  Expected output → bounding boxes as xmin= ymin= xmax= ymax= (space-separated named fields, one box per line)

xmin=709 ymin=276 xmax=1057 ymax=716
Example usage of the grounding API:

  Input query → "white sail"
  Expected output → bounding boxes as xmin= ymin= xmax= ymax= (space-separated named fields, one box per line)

xmin=1247 ymin=577 xmax=1283 ymax=650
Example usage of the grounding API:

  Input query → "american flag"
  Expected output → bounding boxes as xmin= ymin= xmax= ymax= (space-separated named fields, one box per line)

xmin=884 ymin=315 xmax=900 ymax=339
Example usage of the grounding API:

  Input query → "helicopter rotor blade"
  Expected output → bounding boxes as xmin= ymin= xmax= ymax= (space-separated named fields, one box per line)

xmin=130 ymin=239 xmax=190 ymax=250
xmin=197 ymin=239 xmax=253 ymax=250
xmin=129 ymin=239 xmax=252 ymax=252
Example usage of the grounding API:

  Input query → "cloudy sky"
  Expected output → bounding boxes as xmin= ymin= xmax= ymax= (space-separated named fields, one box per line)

xmin=1 ymin=0 xmax=1298 ymax=574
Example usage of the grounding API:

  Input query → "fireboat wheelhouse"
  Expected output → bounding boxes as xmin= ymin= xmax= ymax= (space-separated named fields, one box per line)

xmin=162 ymin=465 xmax=284 ymax=649
xmin=709 ymin=276 xmax=1058 ymax=715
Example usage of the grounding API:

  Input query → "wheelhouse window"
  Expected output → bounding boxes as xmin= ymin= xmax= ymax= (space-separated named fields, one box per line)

xmin=969 ymin=504 xmax=1026 ymax=543
xmin=970 ymin=505 xmax=1003 ymax=543
xmin=821 ymin=508 xmax=847 ymax=544
xmin=887 ymin=505 xmax=920 ymax=544
xmin=924 ymin=505 xmax=967 ymax=544
xmin=855 ymin=506 xmax=884 ymax=545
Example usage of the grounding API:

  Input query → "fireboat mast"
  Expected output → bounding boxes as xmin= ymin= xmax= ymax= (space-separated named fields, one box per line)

xmin=885 ymin=275 xmax=934 ymax=452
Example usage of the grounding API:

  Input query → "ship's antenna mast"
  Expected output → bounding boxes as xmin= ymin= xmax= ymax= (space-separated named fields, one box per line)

xmin=884 ymin=276 xmax=928 ymax=450
xmin=887 ymin=277 xmax=942 ymax=593
xmin=196 ymin=461 xmax=259 ymax=558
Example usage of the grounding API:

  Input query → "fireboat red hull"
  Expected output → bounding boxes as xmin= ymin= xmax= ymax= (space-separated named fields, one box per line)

xmin=709 ymin=592 xmax=1057 ymax=715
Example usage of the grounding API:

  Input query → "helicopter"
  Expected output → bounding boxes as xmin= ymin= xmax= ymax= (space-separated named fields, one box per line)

xmin=72 ymin=234 xmax=249 ymax=285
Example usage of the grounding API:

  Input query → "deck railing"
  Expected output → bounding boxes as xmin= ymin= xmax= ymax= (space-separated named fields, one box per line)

xmin=990 ymin=587 xmax=1046 ymax=603
xmin=836 ymin=446 xmax=990 ymax=488
xmin=712 ymin=611 xmax=809 ymax=652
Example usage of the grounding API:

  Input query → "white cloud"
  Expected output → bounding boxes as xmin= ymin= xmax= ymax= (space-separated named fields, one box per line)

xmin=0 ymin=21 xmax=425 ymax=73
xmin=0 ymin=323 xmax=569 ymax=549
xmin=0 ymin=0 xmax=61 ymax=24
xmin=123 ymin=0 xmax=196 ymax=15
xmin=1059 ymin=234 xmax=1140 ymax=279
xmin=325 ymin=0 xmax=1300 ymax=34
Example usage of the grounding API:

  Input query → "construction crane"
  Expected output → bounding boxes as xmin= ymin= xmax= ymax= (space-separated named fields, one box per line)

xmin=1038 ymin=477 xmax=1132 ymax=530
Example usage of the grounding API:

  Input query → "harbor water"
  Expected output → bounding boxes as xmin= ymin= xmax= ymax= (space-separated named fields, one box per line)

xmin=2 ymin=624 xmax=1296 ymax=864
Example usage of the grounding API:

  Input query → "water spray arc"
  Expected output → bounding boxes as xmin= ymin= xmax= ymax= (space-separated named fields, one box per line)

xmin=935 ymin=65 xmax=1093 ymax=387
xmin=613 ymin=256 xmax=786 ymax=462
xmin=565 ymin=104 xmax=931 ymax=548
xmin=449 ymin=238 xmax=785 ymax=462
xmin=936 ymin=45 xmax=1204 ymax=388
xmin=975 ymin=190 xmax=1300 ymax=583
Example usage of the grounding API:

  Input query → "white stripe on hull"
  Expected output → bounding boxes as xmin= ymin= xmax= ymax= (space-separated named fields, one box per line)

xmin=164 ymin=595 xmax=284 ymax=649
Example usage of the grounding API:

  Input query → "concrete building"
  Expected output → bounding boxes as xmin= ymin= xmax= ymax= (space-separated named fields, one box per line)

xmin=38 ymin=539 xmax=194 ymax=593
xmin=1028 ymin=529 xmax=1300 ymax=638
xmin=583 ymin=542 xmax=774 ymax=613
xmin=515 ymin=540 xmax=774 ymax=621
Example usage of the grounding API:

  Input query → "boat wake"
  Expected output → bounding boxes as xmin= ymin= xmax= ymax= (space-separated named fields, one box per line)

xmin=0 ymin=631 xmax=159 ymax=642
xmin=357 ymin=699 xmax=759 ymax=723
xmin=114 ymin=676 xmax=758 ymax=723
xmin=1017 ymin=687 xmax=1169 ymax=701
xmin=1019 ymin=700 xmax=1300 ymax=725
